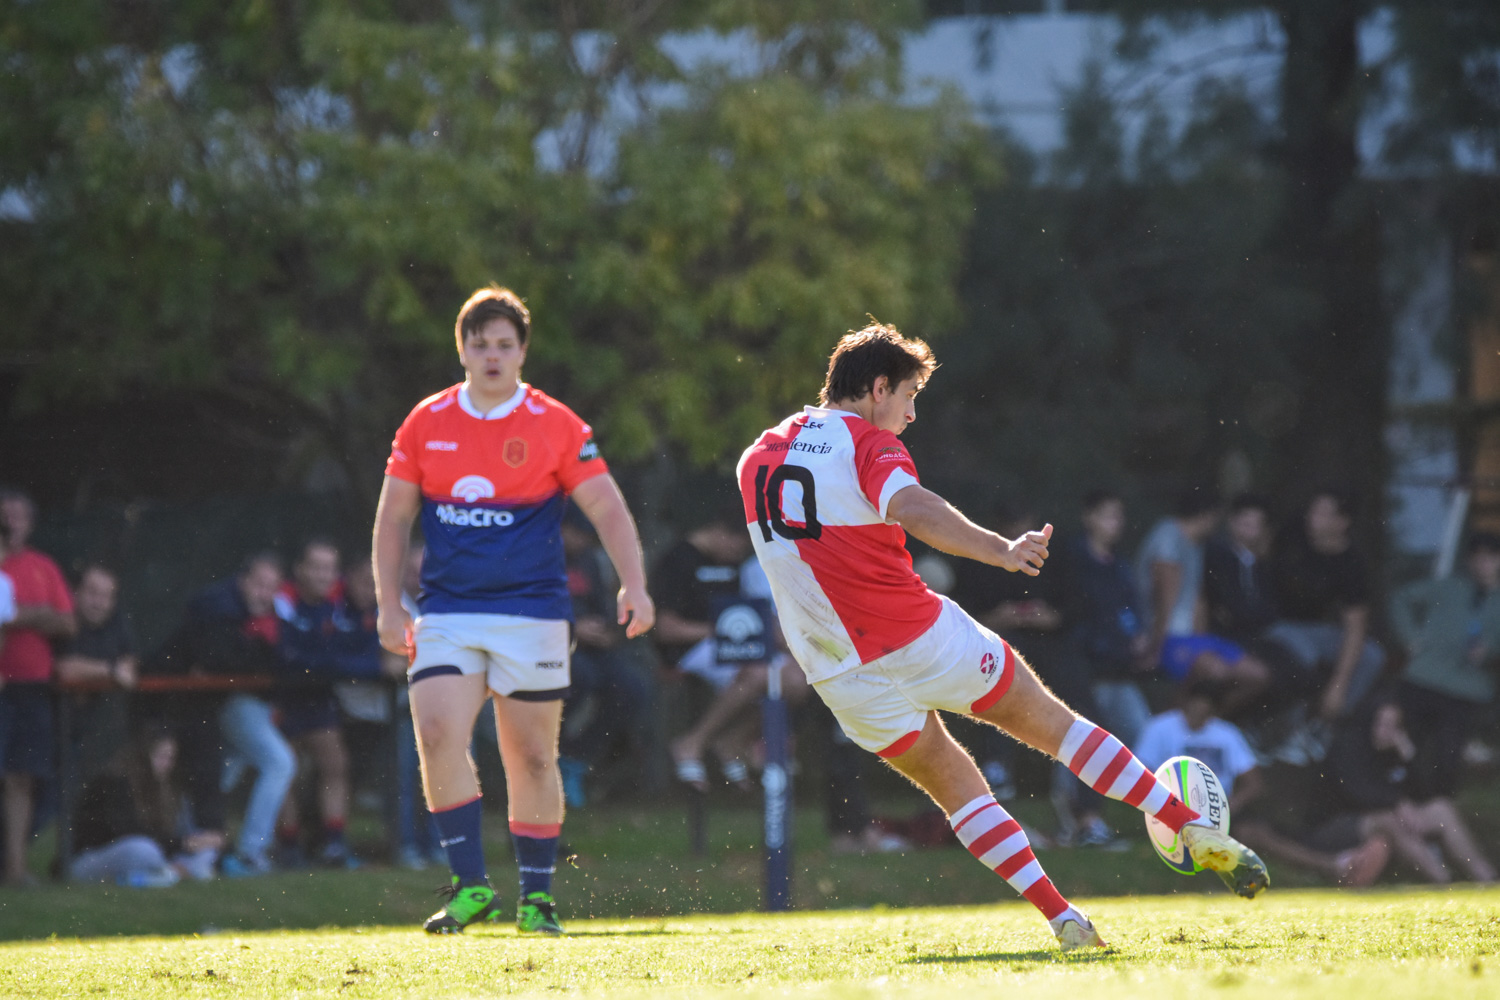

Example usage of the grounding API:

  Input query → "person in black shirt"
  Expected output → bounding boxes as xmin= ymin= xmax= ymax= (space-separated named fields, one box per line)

xmin=652 ymin=501 xmax=763 ymax=790
xmin=1317 ymin=695 xmax=1494 ymax=884
xmin=1267 ymin=492 xmax=1385 ymax=719
xmin=55 ymin=565 xmax=137 ymax=779
xmin=1204 ymin=494 xmax=1278 ymax=643
xmin=68 ymin=724 xmax=225 ymax=885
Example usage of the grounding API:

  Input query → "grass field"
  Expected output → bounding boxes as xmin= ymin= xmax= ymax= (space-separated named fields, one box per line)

xmin=3 ymin=887 xmax=1498 ymax=999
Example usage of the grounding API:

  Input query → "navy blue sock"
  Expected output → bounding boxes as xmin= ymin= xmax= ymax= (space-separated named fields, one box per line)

xmin=510 ymin=822 xmax=560 ymax=897
xmin=432 ymin=797 xmax=487 ymax=886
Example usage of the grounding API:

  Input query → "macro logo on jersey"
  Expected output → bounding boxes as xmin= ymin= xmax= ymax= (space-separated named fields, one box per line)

xmin=452 ymin=475 xmax=496 ymax=502
xmin=385 ymin=383 xmax=609 ymax=620
xmin=503 ymin=438 xmax=528 ymax=468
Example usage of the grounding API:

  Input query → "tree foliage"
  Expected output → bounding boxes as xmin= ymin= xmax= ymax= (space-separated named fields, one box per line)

xmin=0 ymin=0 xmax=980 ymax=503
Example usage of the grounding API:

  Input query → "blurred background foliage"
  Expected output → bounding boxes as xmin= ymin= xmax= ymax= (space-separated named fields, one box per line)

xmin=3 ymin=0 xmax=1500 ymax=557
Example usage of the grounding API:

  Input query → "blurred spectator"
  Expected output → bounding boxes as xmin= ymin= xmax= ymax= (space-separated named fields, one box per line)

xmin=274 ymin=539 xmax=378 ymax=869
xmin=952 ymin=505 xmax=1062 ymax=802
xmin=154 ymin=552 xmax=292 ymax=877
xmin=1204 ymin=493 xmax=1279 ymax=643
xmin=68 ymin=724 xmax=224 ymax=886
xmin=0 ymin=488 xmax=78 ymax=886
xmin=54 ymin=565 xmax=138 ymax=779
xmin=1138 ymin=679 xmax=1389 ymax=886
xmin=392 ymin=543 xmax=443 ymax=870
xmin=652 ymin=504 xmax=755 ymax=788
xmin=1389 ymin=532 xmax=1500 ymax=801
xmin=1137 ymin=489 xmax=1271 ymax=713
xmin=1047 ymin=490 xmax=1145 ymax=846
xmin=1269 ymin=491 xmax=1386 ymax=720
xmin=1321 ymin=695 xmax=1495 ymax=884
xmin=558 ymin=510 xmax=650 ymax=807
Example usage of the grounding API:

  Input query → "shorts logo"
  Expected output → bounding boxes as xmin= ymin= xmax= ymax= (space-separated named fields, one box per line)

xmin=504 ymin=437 xmax=528 ymax=468
xmin=535 ymin=660 xmax=564 ymax=670
xmin=980 ymin=652 xmax=997 ymax=678
xmin=452 ymin=475 xmax=496 ymax=503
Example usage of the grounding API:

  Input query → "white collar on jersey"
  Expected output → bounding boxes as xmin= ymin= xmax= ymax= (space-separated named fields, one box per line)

xmin=458 ymin=382 xmax=529 ymax=420
xmin=804 ymin=405 xmax=858 ymax=419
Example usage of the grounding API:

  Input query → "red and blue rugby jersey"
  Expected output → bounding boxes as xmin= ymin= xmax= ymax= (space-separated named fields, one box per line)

xmin=386 ymin=382 xmax=607 ymax=620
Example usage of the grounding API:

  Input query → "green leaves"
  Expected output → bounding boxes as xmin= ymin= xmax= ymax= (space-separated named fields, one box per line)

xmin=1 ymin=1 xmax=983 ymax=495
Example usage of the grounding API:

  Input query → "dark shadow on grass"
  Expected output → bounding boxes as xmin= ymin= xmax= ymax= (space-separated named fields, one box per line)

xmin=905 ymin=948 xmax=1119 ymax=966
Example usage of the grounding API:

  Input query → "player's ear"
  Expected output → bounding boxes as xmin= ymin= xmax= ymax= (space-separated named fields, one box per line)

xmin=871 ymin=375 xmax=889 ymax=400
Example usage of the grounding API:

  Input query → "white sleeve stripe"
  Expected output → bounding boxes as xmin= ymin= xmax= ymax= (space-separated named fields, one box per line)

xmin=876 ymin=468 xmax=920 ymax=520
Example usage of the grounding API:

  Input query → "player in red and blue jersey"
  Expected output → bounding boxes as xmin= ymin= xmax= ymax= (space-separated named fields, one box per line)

xmin=373 ymin=286 xmax=654 ymax=935
xmin=737 ymin=324 xmax=1268 ymax=951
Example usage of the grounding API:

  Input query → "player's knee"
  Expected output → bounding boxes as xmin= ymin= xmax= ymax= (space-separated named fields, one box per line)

xmin=415 ymin=714 xmax=465 ymax=757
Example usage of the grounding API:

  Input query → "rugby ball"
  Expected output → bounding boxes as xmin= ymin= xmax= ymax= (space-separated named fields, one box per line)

xmin=1144 ymin=755 xmax=1231 ymax=875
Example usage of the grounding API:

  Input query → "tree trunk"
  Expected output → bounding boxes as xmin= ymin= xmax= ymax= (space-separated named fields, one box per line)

xmin=1273 ymin=0 xmax=1390 ymax=551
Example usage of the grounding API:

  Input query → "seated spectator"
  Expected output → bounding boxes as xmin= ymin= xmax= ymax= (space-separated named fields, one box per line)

xmin=0 ymin=488 xmax=78 ymax=886
xmin=1321 ymin=695 xmax=1495 ymax=884
xmin=1137 ymin=489 xmax=1271 ymax=714
xmin=558 ymin=510 xmax=650 ymax=807
xmin=1268 ymin=491 xmax=1386 ymax=721
xmin=1390 ymin=532 xmax=1500 ymax=802
xmin=274 ymin=539 xmax=381 ymax=869
xmin=1204 ymin=493 xmax=1279 ymax=643
xmin=151 ymin=552 xmax=292 ymax=877
xmin=69 ymin=724 xmax=225 ymax=886
xmin=653 ymin=503 xmax=757 ymax=789
xmin=1136 ymin=679 xmax=1389 ymax=886
xmin=55 ymin=564 xmax=138 ymax=779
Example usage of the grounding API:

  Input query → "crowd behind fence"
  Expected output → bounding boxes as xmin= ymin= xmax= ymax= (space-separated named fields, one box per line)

xmin=0 ymin=481 xmax=1496 ymax=891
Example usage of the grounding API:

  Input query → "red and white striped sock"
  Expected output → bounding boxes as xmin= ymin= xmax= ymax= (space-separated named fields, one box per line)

xmin=949 ymin=794 xmax=1071 ymax=921
xmin=1058 ymin=718 xmax=1202 ymax=832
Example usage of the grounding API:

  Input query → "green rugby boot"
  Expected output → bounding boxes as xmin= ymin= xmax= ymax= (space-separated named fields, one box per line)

xmin=1183 ymin=824 xmax=1271 ymax=899
xmin=423 ymin=877 xmax=499 ymax=934
xmin=515 ymin=891 xmax=565 ymax=935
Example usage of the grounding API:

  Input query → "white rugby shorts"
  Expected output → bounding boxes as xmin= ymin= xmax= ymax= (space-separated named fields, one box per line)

xmin=811 ymin=596 xmax=1016 ymax=757
xmin=410 ymin=612 xmax=571 ymax=701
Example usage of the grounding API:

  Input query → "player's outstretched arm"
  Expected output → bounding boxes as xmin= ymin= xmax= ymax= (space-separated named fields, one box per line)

xmin=372 ymin=474 xmax=421 ymax=656
xmin=571 ymin=473 xmax=656 ymax=638
xmin=886 ymin=484 xmax=1051 ymax=575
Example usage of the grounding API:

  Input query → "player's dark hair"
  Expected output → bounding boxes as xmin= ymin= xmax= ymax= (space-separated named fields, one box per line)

xmin=819 ymin=322 xmax=936 ymax=406
xmin=1082 ymin=489 xmax=1121 ymax=514
xmin=456 ymin=285 xmax=531 ymax=349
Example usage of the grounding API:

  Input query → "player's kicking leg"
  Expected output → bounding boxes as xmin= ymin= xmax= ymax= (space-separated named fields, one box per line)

xmin=882 ymin=712 xmax=1104 ymax=952
xmin=975 ymin=645 xmax=1270 ymax=899
xmin=410 ymin=671 xmax=502 ymax=934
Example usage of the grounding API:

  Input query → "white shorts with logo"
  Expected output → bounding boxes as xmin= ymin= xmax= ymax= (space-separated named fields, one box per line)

xmin=811 ymin=596 xmax=1016 ymax=757
xmin=410 ymin=613 xmax=571 ymax=701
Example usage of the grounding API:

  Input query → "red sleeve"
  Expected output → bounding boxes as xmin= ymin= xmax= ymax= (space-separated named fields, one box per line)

xmin=853 ymin=426 xmax=921 ymax=519
xmin=385 ymin=407 xmax=423 ymax=484
xmin=553 ymin=407 xmax=609 ymax=493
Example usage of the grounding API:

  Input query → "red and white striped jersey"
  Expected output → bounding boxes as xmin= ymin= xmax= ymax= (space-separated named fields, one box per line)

xmin=736 ymin=406 xmax=943 ymax=682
